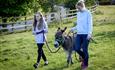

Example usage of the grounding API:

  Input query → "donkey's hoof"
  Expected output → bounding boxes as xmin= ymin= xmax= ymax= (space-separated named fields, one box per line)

xmin=71 ymin=62 xmax=74 ymax=64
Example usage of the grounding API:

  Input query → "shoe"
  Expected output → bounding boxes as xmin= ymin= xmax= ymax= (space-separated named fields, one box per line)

xmin=44 ymin=61 xmax=48 ymax=66
xmin=81 ymin=65 xmax=88 ymax=70
xmin=33 ymin=63 xmax=39 ymax=69
xmin=81 ymin=62 xmax=88 ymax=70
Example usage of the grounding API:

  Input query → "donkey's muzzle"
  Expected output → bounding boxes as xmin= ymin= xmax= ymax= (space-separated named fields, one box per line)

xmin=54 ymin=41 xmax=59 ymax=48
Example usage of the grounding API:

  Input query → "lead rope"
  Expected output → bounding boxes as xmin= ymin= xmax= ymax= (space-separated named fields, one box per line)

xmin=42 ymin=19 xmax=61 ymax=53
xmin=43 ymin=32 xmax=61 ymax=53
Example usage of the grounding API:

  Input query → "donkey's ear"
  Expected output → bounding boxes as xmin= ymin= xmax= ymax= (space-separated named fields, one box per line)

xmin=57 ymin=27 xmax=61 ymax=31
xmin=61 ymin=27 xmax=67 ymax=33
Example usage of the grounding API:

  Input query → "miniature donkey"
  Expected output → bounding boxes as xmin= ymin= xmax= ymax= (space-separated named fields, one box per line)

xmin=54 ymin=27 xmax=75 ymax=65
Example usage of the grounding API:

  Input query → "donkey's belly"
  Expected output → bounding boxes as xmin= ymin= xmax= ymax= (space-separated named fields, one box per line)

xmin=62 ymin=36 xmax=74 ymax=51
xmin=62 ymin=45 xmax=73 ymax=52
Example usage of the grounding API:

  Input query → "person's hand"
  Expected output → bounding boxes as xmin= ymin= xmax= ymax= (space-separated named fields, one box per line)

xmin=67 ymin=30 xmax=71 ymax=36
xmin=87 ymin=34 xmax=92 ymax=40
xmin=70 ymin=28 xmax=74 ymax=33
xmin=74 ymin=22 xmax=77 ymax=25
xmin=32 ymin=31 xmax=36 ymax=35
xmin=41 ymin=30 xmax=45 ymax=33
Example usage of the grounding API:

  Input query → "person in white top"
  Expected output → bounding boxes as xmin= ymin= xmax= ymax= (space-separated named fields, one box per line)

xmin=70 ymin=0 xmax=93 ymax=70
xmin=32 ymin=12 xmax=48 ymax=69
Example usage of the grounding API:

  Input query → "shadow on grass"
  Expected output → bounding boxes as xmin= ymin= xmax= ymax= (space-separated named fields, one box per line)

xmin=45 ymin=64 xmax=68 ymax=70
xmin=46 ymin=65 xmax=81 ymax=70
xmin=73 ymin=66 xmax=81 ymax=70
xmin=45 ymin=62 xmax=81 ymax=70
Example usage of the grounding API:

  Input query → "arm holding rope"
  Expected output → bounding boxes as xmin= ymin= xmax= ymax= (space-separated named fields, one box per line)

xmin=43 ymin=21 xmax=48 ymax=33
xmin=67 ymin=26 xmax=77 ymax=36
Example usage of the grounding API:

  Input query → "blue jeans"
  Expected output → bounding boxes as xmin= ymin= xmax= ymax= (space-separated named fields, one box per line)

xmin=74 ymin=34 xmax=89 ymax=66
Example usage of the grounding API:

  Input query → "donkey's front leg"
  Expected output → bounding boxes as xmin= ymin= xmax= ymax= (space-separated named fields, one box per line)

xmin=66 ymin=51 xmax=73 ymax=65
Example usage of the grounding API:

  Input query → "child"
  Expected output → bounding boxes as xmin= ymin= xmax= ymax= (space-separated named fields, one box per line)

xmin=32 ymin=12 xmax=48 ymax=69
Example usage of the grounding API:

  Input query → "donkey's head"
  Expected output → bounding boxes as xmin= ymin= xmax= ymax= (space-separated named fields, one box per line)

xmin=54 ymin=27 xmax=67 ymax=48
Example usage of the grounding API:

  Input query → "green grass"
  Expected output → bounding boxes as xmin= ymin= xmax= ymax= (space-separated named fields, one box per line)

xmin=93 ymin=5 xmax=115 ymax=24
xmin=0 ymin=6 xmax=115 ymax=70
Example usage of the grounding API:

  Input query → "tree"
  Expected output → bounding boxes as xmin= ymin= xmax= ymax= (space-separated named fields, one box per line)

xmin=0 ymin=0 xmax=35 ymax=17
xmin=85 ymin=0 xmax=96 ymax=7
xmin=37 ymin=0 xmax=66 ymax=12
xmin=64 ymin=0 xmax=95 ymax=10
xmin=0 ymin=0 xmax=96 ymax=18
xmin=64 ymin=0 xmax=78 ymax=10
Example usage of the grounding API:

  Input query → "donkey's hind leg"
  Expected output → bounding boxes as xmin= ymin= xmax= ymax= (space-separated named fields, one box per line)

xmin=65 ymin=51 xmax=70 ymax=66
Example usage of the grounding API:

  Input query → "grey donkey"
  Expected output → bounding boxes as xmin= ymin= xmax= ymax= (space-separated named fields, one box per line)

xmin=54 ymin=27 xmax=75 ymax=65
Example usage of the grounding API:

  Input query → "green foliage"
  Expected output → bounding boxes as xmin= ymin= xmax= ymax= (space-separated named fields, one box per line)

xmin=0 ymin=0 xmax=96 ymax=17
xmin=0 ymin=0 xmax=34 ymax=17
xmin=37 ymin=0 xmax=66 ymax=12
xmin=98 ymin=0 xmax=110 ymax=2
xmin=64 ymin=0 xmax=78 ymax=10
xmin=85 ymin=0 xmax=96 ymax=7
xmin=37 ymin=0 xmax=53 ymax=12
xmin=64 ymin=0 xmax=96 ymax=10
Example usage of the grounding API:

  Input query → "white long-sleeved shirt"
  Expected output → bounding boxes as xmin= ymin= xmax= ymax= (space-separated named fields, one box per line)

xmin=71 ymin=9 xmax=93 ymax=35
xmin=32 ymin=19 xmax=48 ymax=43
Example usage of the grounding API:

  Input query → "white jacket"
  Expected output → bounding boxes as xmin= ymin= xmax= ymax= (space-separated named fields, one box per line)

xmin=32 ymin=20 xmax=48 ymax=43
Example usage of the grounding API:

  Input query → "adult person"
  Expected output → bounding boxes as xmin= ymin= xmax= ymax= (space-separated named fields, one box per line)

xmin=70 ymin=0 xmax=93 ymax=70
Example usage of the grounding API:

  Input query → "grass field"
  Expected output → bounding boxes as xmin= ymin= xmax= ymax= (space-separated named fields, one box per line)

xmin=0 ymin=6 xmax=115 ymax=70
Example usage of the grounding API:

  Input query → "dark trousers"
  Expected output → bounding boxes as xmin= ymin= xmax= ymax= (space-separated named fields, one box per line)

xmin=75 ymin=34 xmax=89 ymax=66
xmin=37 ymin=43 xmax=47 ymax=63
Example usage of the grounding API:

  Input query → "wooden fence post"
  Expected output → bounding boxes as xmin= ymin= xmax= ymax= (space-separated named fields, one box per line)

xmin=25 ymin=16 xmax=27 ymax=30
